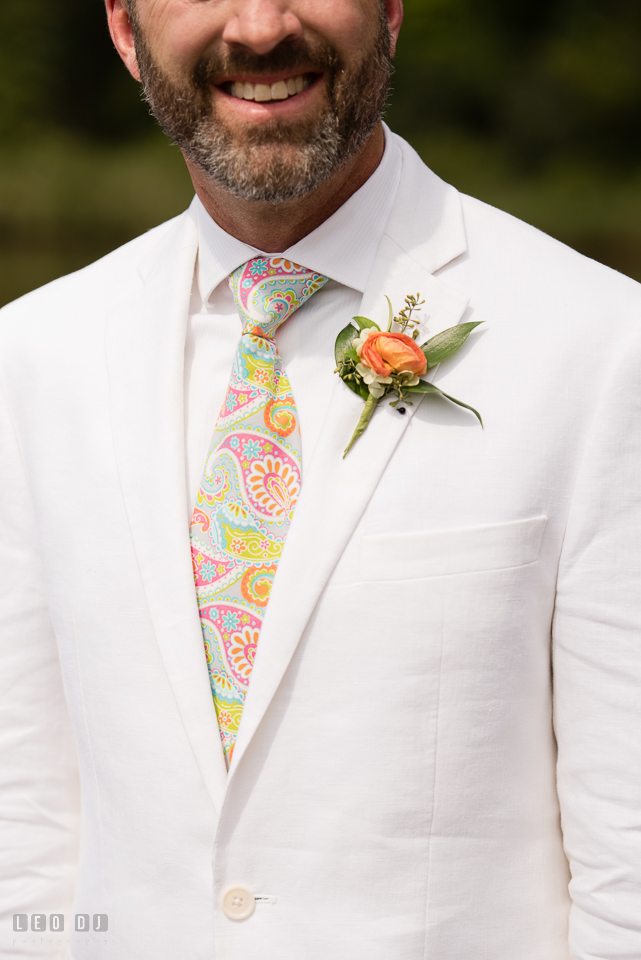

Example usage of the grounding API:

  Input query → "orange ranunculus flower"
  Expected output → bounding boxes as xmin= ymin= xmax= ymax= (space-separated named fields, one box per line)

xmin=359 ymin=331 xmax=427 ymax=377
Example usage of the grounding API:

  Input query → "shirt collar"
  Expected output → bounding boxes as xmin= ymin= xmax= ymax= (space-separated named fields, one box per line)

xmin=194 ymin=202 xmax=261 ymax=307
xmin=194 ymin=123 xmax=402 ymax=304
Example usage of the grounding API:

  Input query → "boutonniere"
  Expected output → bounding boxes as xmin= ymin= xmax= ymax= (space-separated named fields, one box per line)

xmin=335 ymin=293 xmax=483 ymax=457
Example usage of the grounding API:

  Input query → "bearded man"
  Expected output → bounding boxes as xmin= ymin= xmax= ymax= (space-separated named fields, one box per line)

xmin=1 ymin=1 xmax=640 ymax=958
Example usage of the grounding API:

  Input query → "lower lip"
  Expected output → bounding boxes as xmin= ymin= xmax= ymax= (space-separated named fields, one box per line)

xmin=213 ymin=77 xmax=322 ymax=119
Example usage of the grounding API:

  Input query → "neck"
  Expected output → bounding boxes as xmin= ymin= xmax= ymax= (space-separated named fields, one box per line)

xmin=185 ymin=123 xmax=385 ymax=253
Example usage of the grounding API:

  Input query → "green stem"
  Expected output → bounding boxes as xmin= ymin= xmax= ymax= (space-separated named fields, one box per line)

xmin=343 ymin=394 xmax=381 ymax=458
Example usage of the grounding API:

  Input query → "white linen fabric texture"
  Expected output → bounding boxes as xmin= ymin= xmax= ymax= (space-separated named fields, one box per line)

xmin=0 ymin=126 xmax=640 ymax=960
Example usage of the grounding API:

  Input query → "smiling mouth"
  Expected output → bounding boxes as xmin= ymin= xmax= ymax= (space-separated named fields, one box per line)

xmin=221 ymin=73 xmax=318 ymax=103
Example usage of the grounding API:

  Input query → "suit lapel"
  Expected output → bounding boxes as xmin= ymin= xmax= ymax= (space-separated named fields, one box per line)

xmin=229 ymin=152 xmax=470 ymax=777
xmin=106 ymin=213 xmax=228 ymax=813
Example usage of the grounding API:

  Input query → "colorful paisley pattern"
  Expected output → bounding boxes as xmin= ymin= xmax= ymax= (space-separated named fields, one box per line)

xmin=190 ymin=257 xmax=328 ymax=767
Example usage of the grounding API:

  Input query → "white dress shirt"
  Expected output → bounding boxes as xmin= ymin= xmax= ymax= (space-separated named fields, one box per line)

xmin=184 ymin=126 xmax=402 ymax=513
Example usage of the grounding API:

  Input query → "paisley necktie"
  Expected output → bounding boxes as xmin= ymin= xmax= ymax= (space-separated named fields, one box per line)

xmin=190 ymin=257 xmax=329 ymax=767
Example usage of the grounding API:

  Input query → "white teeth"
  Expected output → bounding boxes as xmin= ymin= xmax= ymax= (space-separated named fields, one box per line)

xmin=271 ymin=80 xmax=289 ymax=100
xmin=227 ymin=74 xmax=311 ymax=102
xmin=254 ymin=83 xmax=272 ymax=102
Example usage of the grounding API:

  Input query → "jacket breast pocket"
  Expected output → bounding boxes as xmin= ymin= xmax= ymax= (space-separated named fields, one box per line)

xmin=359 ymin=515 xmax=548 ymax=582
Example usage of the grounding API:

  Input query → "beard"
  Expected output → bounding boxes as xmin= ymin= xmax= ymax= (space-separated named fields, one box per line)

xmin=129 ymin=15 xmax=392 ymax=204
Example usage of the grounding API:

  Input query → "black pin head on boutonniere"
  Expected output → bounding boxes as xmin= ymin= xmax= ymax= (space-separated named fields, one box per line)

xmin=335 ymin=293 xmax=483 ymax=457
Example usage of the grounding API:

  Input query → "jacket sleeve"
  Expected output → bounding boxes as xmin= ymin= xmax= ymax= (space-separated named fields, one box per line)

xmin=0 ymin=380 xmax=80 ymax=956
xmin=553 ymin=322 xmax=641 ymax=958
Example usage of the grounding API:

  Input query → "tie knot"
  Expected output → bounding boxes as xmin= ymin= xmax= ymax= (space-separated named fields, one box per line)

xmin=228 ymin=257 xmax=328 ymax=338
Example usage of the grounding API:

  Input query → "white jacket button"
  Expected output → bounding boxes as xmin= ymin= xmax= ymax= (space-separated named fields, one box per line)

xmin=221 ymin=886 xmax=256 ymax=921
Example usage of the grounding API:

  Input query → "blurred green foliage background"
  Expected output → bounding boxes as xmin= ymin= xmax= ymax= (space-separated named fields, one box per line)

xmin=2 ymin=0 xmax=641 ymax=306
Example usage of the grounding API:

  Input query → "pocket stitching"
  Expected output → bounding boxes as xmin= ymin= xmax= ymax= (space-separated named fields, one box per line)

xmin=358 ymin=516 xmax=547 ymax=582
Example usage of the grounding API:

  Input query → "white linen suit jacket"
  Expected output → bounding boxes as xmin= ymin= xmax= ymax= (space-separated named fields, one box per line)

xmin=1 ymin=135 xmax=640 ymax=960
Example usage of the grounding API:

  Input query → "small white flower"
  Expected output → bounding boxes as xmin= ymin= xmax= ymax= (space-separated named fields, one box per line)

xmin=356 ymin=362 xmax=376 ymax=383
xmin=353 ymin=327 xmax=377 ymax=356
xmin=356 ymin=362 xmax=392 ymax=387
xmin=368 ymin=382 xmax=386 ymax=398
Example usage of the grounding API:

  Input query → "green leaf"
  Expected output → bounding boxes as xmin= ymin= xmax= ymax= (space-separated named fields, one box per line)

xmin=341 ymin=377 xmax=362 ymax=398
xmin=406 ymin=380 xmax=483 ymax=426
xmin=343 ymin=394 xmax=381 ymax=457
xmin=405 ymin=381 xmax=444 ymax=394
xmin=352 ymin=315 xmax=380 ymax=332
xmin=345 ymin=378 xmax=369 ymax=401
xmin=385 ymin=295 xmax=394 ymax=332
xmin=334 ymin=321 xmax=360 ymax=366
xmin=421 ymin=321 xmax=483 ymax=369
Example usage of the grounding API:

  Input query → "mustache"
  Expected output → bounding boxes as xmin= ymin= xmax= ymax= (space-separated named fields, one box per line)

xmin=191 ymin=38 xmax=343 ymax=90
